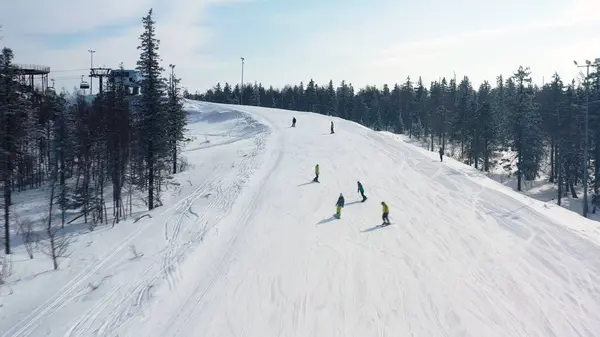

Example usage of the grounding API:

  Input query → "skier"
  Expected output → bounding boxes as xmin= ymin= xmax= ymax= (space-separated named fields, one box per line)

xmin=381 ymin=201 xmax=390 ymax=225
xmin=330 ymin=121 xmax=335 ymax=134
xmin=357 ymin=181 xmax=367 ymax=202
xmin=292 ymin=117 xmax=296 ymax=127
xmin=335 ymin=193 xmax=345 ymax=218
xmin=313 ymin=164 xmax=320 ymax=182
xmin=439 ymin=147 xmax=444 ymax=162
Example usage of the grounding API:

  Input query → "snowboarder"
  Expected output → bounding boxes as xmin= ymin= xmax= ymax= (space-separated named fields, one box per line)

xmin=381 ymin=201 xmax=390 ymax=225
xmin=439 ymin=147 xmax=444 ymax=162
xmin=330 ymin=121 xmax=335 ymax=134
xmin=357 ymin=181 xmax=367 ymax=202
xmin=313 ymin=164 xmax=320 ymax=182
xmin=335 ymin=193 xmax=345 ymax=218
xmin=292 ymin=117 xmax=296 ymax=127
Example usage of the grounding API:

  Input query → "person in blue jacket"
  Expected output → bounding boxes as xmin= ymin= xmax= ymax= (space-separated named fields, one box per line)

xmin=357 ymin=181 xmax=367 ymax=202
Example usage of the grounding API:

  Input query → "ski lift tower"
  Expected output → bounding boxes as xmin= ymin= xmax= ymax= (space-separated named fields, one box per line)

xmin=12 ymin=63 xmax=50 ymax=92
xmin=90 ymin=67 xmax=112 ymax=94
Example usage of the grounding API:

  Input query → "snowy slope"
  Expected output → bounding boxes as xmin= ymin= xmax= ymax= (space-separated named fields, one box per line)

xmin=3 ymin=100 xmax=600 ymax=337
xmin=127 ymin=102 xmax=600 ymax=337
xmin=0 ymin=102 xmax=271 ymax=337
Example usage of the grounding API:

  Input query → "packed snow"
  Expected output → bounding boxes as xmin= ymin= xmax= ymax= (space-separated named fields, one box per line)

xmin=2 ymin=100 xmax=600 ymax=337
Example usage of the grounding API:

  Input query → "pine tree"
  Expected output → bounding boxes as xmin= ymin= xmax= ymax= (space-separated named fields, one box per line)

xmin=135 ymin=8 xmax=168 ymax=210
xmin=325 ymin=80 xmax=337 ymax=116
xmin=476 ymin=81 xmax=496 ymax=171
xmin=0 ymin=47 xmax=20 ymax=254
xmin=305 ymin=79 xmax=317 ymax=112
xmin=167 ymin=65 xmax=187 ymax=175
xmin=510 ymin=66 xmax=545 ymax=190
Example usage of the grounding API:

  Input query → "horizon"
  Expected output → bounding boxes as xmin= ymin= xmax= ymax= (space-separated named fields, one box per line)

xmin=1 ymin=0 xmax=600 ymax=93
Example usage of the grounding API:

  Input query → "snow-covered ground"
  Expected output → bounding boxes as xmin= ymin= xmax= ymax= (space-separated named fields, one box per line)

xmin=2 ymin=100 xmax=600 ymax=337
xmin=406 ymin=136 xmax=600 ymax=223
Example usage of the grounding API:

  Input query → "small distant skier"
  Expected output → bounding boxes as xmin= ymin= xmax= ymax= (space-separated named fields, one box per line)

xmin=357 ymin=181 xmax=367 ymax=202
xmin=335 ymin=193 xmax=345 ymax=218
xmin=292 ymin=117 xmax=296 ymax=127
xmin=381 ymin=201 xmax=390 ymax=225
xmin=313 ymin=164 xmax=320 ymax=182
xmin=439 ymin=147 xmax=444 ymax=162
xmin=330 ymin=121 xmax=335 ymax=134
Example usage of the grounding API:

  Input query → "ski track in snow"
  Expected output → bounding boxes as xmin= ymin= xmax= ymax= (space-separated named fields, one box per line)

xmin=128 ymin=103 xmax=600 ymax=337
xmin=61 ymin=112 xmax=272 ymax=337
xmin=0 ymin=104 xmax=273 ymax=337
xmin=4 ymin=101 xmax=600 ymax=337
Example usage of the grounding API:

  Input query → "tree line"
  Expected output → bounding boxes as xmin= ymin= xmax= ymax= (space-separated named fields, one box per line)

xmin=0 ymin=8 xmax=187 ymax=270
xmin=187 ymin=65 xmax=600 ymax=210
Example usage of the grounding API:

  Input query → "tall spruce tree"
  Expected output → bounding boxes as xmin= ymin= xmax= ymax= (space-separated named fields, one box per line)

xmin=167 ymin=65 xmax=187 ymax=174
xmin=135 ymin=8 xmax=168 ymax=210
xmin=510 ymin=66 xmax=545 ymax=190
xmin=0 ymin=47 xmax=19 ymax=254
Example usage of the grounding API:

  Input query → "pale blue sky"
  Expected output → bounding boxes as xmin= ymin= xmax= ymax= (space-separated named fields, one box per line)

xmin=1 ymin=0 xmax=599 ymax=93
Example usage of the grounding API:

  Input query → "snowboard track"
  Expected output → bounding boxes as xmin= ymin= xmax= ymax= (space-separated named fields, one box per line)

xmin=2 ymin=111 xmax=273 ymax=337
xmin=63 ymin=110 xmax=276 ymax=337
xmin=154 ymin=107 xmax=285 ymax=337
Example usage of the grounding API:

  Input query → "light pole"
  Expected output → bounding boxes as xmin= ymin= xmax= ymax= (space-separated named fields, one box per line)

xmin=573 ymin=58 xmax=599 ymax=217
xmin=169 ymin=64 xmax=175 ymax=92
xmin=240 ymin=57 xmax=245 ymax=105
xmin=88 ymin=49 xmax=95 ymax=94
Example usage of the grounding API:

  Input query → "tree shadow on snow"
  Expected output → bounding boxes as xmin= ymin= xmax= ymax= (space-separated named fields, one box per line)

xmin=317 ymin=216 xmax=337 ymax=225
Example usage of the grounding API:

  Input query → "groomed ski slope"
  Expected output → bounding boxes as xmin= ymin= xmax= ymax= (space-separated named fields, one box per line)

xmin=123 ymin=102 xmax=600 ymax=337
xmin=3 ymin=100 xmax=600 ymax=337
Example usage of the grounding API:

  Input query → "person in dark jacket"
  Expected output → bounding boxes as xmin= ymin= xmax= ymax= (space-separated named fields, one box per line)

xmin=330 ymin=121 xmax=335 ymax=134
xmin=439 ymin=147 xmax=444 ymax=162
xmin=292 ymin=117 xmax=296 ymax=127
xmin=335 ymin=193 xmax=345 ymax=218
xmin=357 ymin=181 xmax=367 ymax=202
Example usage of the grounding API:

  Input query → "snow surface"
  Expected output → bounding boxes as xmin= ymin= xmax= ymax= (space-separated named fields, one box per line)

xmin=2 ymin=100 xmax=600 ymax=337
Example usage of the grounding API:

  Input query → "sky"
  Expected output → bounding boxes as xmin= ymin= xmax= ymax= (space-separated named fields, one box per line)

xmin=1 ymin=0 xmax=600 ymax=94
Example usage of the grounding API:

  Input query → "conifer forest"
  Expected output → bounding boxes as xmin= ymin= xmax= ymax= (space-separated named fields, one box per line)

xmin=189 ymin=65 xmax=600 ymax=215
xmin=0 ymin=9 xmax=187 ymax=264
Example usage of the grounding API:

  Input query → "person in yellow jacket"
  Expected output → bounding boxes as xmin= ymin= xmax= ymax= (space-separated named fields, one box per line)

xmin=313 ymin=164 xmax=320 ymax=182
xmin=381 ymin=201 xmax=390 ymax=225
xmin=335 ymin=193 xmax=345 ymax=219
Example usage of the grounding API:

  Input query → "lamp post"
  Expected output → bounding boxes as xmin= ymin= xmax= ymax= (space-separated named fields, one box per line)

xmin=240 ymin=57 xmax=245 ymax=105
xmin=88 ymin=49 xmax=95 ymax=94
xmin=573 ymin=58 xmax=599 ymax=217
xmin=169 ymin=64 xmax=175 ymax=92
